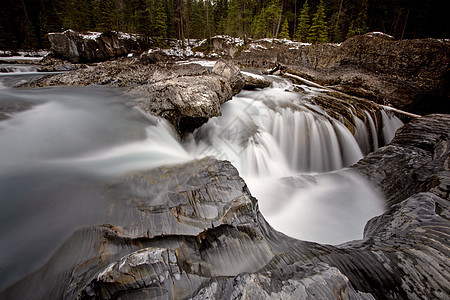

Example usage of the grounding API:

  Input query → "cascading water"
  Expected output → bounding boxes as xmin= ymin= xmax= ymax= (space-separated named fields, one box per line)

xmin=0 ymin=64 xmax=62 ymax=87
xmin=0 ymin=71 xmax=404 ymax=290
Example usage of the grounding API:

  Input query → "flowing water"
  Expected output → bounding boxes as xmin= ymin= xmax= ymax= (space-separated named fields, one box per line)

xmin=0 ymin=68 xmax=404 ymax=289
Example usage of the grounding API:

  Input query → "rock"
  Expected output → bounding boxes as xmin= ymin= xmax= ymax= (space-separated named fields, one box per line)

xmin=241 ymin=71 xmax=271 ymax=89
xmin=3 ymin=113 xmax=449 ymax=300
xmin=210 ymin=35 xmax=244 ymax=58
xmin=23 ymin=60 xmax=243 ymax=133
xmin=126 ymin=74 xmax=232 ymax=134
xmin=353 ymin=114 xmax=450 ymax=206
xmin=0 ymin=158 xmax=372 ymax=299
xmin=139 ymin=50 xmax=169 ymax=64
xmin=37 ymin=55 xmax=85 ymax=72
xmin=212 ymin=58 xmax=245 ymax=95
xmin=235 ymin=34 xmax=450 ymax=115
xmin=48 ymin=30 xmax=149 ymax=63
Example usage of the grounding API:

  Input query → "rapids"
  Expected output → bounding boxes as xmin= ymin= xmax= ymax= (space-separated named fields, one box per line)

xmin=0 ymin=70 xmax=403 ymax=289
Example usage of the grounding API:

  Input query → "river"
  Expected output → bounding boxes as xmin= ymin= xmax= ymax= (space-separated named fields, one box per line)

xmin=0 ymin=63 xmax=403 ymax=290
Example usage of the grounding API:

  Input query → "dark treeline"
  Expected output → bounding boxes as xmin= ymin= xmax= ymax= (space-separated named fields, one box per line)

xmin=1 ymin=0 xmax=448 ymax=50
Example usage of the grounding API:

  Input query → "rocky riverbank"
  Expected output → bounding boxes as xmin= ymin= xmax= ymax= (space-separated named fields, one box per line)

xmin=1 ymin=31 xmax=449 ymax=299
xmin=233 ymin=33 xmax=450 ymax=115
xmin=1 ymin=114 xmax=448 ymax=299
xmin=22 ymin=58 xmax=246 ymax=134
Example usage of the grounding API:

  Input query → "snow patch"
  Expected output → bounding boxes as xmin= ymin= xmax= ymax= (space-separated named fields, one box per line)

xmin=82 ymin=31 xmax=102 ymax=40
xmin=366 ymin=32 xmax=394 ymax=39
xmin=177 ymin=59 xmax=217 ymax=68
xmin=241 ymin=71 xmax=265 ymax=80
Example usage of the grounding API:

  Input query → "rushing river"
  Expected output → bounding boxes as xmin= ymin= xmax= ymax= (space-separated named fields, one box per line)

xmin=0 ymin=66 xmax=403 ymax=290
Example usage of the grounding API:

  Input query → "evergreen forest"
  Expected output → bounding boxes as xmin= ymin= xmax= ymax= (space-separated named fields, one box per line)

xmin=1 ymin=0 xmax=448 ymax=50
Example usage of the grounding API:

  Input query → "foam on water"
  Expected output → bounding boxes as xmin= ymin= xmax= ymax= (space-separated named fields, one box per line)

xmin=0 ymin=76 xmax=404 ymax=289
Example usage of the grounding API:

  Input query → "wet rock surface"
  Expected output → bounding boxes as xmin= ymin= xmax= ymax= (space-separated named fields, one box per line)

xmin=241 ymin=71 xmax=271 ymax=90
xmin=235 ymin=34 xmax=450 ymax=115
xmin=22 ymin=59 xmax=244 ymax=134
xmin=353 ymin=114 xmax=450 ymax=207
xmin=2 ymin=114 xmax=449 ymax=299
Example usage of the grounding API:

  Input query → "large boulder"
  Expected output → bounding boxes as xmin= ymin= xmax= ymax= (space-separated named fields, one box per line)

xmin=235 ymin=34 xmax=450 ymax=115
xmin=212 ymin=58 xmax=245 ymax=95
xmin=48 ymin=30 xmax=149 ymax=63
xmin=24 ymin=59 xmax=243 ymax=133
xmin=210 ymin=35 xmax=244 ymax=58
xmin=353 ymin=114 xmax=450 ymax=206
xmin=0 ymin=158 xmax=373 ymax=300
xmin=127 ymin=74 xmax=232 ymax=133
xmin=2 ymin=116 xmax=449 ymax=300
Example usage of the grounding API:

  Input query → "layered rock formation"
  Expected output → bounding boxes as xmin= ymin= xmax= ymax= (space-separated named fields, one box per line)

xmin=2 ymin=115 xmax=448 ymax=299
xmin=354 ymin=114 xmax=449 ymax=206
xmin=48 ymin=30 xmax=149 ymax=63
xmin=235 ymin=33 xmax=450 ymax=115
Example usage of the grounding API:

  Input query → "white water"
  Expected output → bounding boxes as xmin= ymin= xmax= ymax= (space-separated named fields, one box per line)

xmin=0 ymin=76 xmax=404 ymax=289
xmin=0 ymin=64 xmax=38 ymax=73
xmin=381 ymin=109 xmax=404 ymax=143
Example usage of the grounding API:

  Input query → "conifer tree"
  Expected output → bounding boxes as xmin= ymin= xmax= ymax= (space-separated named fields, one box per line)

xmin=153 ymin=0 xmax=168 ymax=45
xmin=94 ymin=0 xmax=116 ymax=32
xmin=252 ymin=0 xmax=282 ymax=38
xmin=227 ymin=0 xmax=256 ymax=38
xmin=63 ymin=0 xmax=93 ymax=31
xmin=346 ymin=0 xmax=368 ymax=38
xmin=309 ymin=0 xmax=328 ymax=43
xmin=295 ymin=0 xmax=310 ymax=42
xmin=278 ymin=18 xmax=290 ymax=39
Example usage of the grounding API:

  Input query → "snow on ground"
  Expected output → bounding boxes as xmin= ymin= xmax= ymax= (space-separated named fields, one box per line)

xmin=366 ymin=32 xmax=394 ymax=39
xmin=241 ymin=71 xmax=265 ymax=80
xmin=82 ymin=31 xmax=102 ymax=40
xmin=177 ymin=60 xmax=217 ymax=68
xmin=116 ymin=32 xmax=140 ymax=41
xmin=146 ymin=47 xmax=205 ymax=59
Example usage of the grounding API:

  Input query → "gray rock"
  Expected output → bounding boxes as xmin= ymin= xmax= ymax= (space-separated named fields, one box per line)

xmin=126 ymin=74 xmax=232 ymax=134
xmin=22 ymin=59 xmax=244 ymax=133
xmin=210 ymin=36 xmax=244 ymax=58
xmin=3 ymin=113 xmax=449 ymax=300
xmin=0 ymin=158 xmax=371 ymax=299
xmin=242 ymin=72 xmax=271 ymax=90
xmin=235 ymin=34 xmax=450 ymax=114
xmin=212 ymin=58 xmax=245 ymax=95
xmin=353 ymin=114 xmax=450 ymax=206
xmin=48 ymin=30 xmax=149 ymax=63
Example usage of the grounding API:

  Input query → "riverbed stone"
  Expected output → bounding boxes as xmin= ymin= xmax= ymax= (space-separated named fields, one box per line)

xmin=2 ymin=114 xmax=449 ymax=299
xmin=23 ymin=59 xmax=243 ymax=133
xmin=234 ymin=33 xmax=450 ymax=115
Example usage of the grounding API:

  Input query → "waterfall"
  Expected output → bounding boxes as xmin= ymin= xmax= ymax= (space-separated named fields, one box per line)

xmin=0 ymin=64 xmax=38 ymax=73
xmin=0 ymin=75 xmax=401 ymax=288
xmin=186 ymin=80 xmax=371 ymax=175
xmin=381 ymin=109 xmax=404 ymax=144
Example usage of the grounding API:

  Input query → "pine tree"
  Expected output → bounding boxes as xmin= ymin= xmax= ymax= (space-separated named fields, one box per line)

xmin=213 ymin=0 xmax=228 ymax=35
xmin=346 ymin=0 xmax=368 ymax=39
xmin=153 ymin=0 xmax=168 ymax=45
xmin=295 ymin=0 xmax=310 ymax=42
xmin=278 ymin=18 xmax=290 ymax=39
xmin=309 ymin=0 xmax=328 ymax=43
xmin=251 ymin=0 xmax=282 ymax=38
xmin=227 ymin=0 xmax=256 ymax=38
xmin=63 ymin=0 xmax=94 ymax=31
xmin=94 ymin=0 xmax=116 ymax=32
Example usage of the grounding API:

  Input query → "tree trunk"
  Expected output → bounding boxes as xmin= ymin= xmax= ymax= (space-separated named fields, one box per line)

xmin=401 ymin=7 xmax=410 ymax=40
